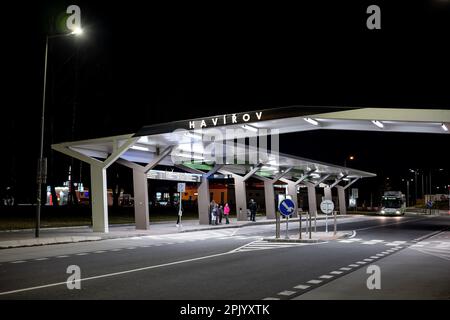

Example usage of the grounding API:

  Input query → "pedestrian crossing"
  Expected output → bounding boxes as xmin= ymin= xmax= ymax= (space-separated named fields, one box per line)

xmin=339 ymin=238 xmax=415 ymax=247
xmin=128 ymin=230 xmax=262 ymax=244
xmin=231 ymin=240 xmax=308 ymax=253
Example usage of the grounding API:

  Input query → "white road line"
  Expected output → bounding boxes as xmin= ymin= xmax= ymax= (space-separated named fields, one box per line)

xmin=356 ymin=216 xmax=433 ymax=231
xmin=263 ymin=297 xmax=280 ymax=300
xmin=110 ymin=249 xmax=121 ymax=252
xmin=370 ymin=256 xmax=379 ymax=259
xmin=340 ymin=267 xmax=352 ymax=271
xmin=349 ymin=264 xmax=359 ymax=267
xmin=35 ymin=258 xmax=49 ymax=261
xmin=0 ymin=250 xmax=239 ymax=296
xmin=11 ymin=261 xmax=26 ymax=264
xmin=76 ymin=253 xmax=89 ymax=256
xmin=376 ymin=254 xmax=385 ymax=257
xmin=330 ymin=271 xmax=343 ymax=275
xmin=307 ymin=280 xmax=322 ymax=284
xmin=278 ymin=290 xmax=296 ymax=296
xmin=320 ymin=275 xmax=334 ymax=279
xmin=364 ymin=259 xmax=374 ymax=262
xmin=56 ymin=255 xmax=69 ymax=258
xmin=294 ymin=285 xmax=310 ymax=290
xmin=357 ymin=261 xmax=367 ymax=264
xmin=94 ymin=251 xmax=106 ymax=254
xmin=125 ymin=247 xmax=136 ymax=250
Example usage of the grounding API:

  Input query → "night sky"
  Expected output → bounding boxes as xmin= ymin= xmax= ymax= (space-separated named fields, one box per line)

xmin=2 ymin=1 xmax=450 ymax=203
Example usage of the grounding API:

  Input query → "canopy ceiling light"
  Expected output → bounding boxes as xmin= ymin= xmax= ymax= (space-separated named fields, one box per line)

xmin=371 ymin=120 xmax=384 ymax=129
xmin=303 ymin=118 xmax=319 ymax=126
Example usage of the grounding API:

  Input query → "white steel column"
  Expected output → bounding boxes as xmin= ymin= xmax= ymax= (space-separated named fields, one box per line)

xmin=133 ymin=169 xmax=150 ymax=230
xmin=324 ymin=186 xmax=332 ymax=201
xmin=197 ymin=176 xmax=211 ymax=225
xmin=234 ymin=176 xmax=248 ymax=221
xmin=53 ymin=135 xmax=138 ymax=233
xmin=264 ymin=180 xmax=277 ymax=219
xmin=305 ymin=182 xmax=318 ymax=218
xmin=336 ymin=186 xmax=346 ymax=215
xmin=90 ymin=165 xmax=108 ymax=233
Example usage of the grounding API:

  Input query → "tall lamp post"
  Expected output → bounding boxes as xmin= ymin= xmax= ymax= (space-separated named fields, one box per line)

xmin=36 ymin=28 xmax=83 ymax=238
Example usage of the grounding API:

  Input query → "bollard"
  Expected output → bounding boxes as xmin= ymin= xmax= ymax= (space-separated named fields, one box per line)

xmin=334 ymin=210 xmax=337 ymax=236
xmin=299 ymin=211 xmax=302 ymax=240
xmin=276 ymin=211 xmax=280 ymax=239
xmin=309 ymin=212 xmax=312 ymax=239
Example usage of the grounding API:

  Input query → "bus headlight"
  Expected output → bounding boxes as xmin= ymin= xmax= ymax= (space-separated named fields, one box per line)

xmin=396 ymin=210 xmax=400 ymax=214
xmin=381 ymin=210 xmax=385 ymax=214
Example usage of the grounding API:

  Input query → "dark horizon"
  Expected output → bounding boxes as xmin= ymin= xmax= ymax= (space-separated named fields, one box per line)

xmin=2 ymin=0 xmax=450 ymax=203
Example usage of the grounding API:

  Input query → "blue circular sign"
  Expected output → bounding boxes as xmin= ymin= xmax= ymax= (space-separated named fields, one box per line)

xmin=279 ymin=199 xmax=296 ymax=217
xmin=426 ymin=201 xmax=433 ymax=208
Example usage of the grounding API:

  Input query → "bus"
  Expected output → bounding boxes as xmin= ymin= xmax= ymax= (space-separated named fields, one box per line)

xmin=380 ymin=191 xmax=406 ymax=215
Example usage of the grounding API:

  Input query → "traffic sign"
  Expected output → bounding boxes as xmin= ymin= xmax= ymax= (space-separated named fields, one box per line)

xmin=426 ymin=200 xmax=433 ymax=209
xmin=351 ymin=188 xmax=359 ymax=199
xmin=177 ymin=183 xmax=186 ymax=193
xmin=279 ymin=198 xmax=296 ymax=217
xmin=320 ymin=200 xmax=335 ymax=214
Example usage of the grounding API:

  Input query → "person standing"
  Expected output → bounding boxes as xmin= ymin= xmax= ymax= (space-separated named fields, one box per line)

xmin=218 ymin=205 xmax=224 ymax=224
xmin=224 ymin=203 xmax=230 ymax=224
xmin=212 ymin=203 xmax=218 ymax=225
xmin=249 ymin=199 xmax=257 ymax=222
xmin=209 ymin=200 xmax=216 ymax=225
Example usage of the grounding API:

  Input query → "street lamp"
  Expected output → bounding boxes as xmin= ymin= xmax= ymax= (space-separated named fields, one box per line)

xmin=36 ymin=29 xmax=83 ymax=238
xmin=344 ymin=155 xmax=355 ymax=168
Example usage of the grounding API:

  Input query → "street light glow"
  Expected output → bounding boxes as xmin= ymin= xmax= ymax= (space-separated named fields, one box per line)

xmin=71 ymin=27 xmax=83 ymax=36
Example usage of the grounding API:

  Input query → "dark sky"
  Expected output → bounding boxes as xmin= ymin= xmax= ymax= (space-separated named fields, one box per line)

xmin=2 ymin=1 xmax=450 ymax=202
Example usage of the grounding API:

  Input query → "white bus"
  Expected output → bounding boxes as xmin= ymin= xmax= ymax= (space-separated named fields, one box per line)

xmin=380 ymin=191 xmax=406 ymax=215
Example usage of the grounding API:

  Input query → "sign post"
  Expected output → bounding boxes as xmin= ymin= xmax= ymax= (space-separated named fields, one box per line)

xmin=320 ymin=200 xmax=335 ymax=233
xmin=279 ymin=199 xmax=296 ymax=240
xmin=177 ymin=183 xmax=186 ymax=229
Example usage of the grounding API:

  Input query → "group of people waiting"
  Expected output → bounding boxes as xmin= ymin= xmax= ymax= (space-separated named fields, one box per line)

xmin=209 ymin=200 xmax=231 ymax=225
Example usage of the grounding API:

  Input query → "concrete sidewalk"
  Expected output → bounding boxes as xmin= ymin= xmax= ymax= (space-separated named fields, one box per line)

xmin=0 ymin=214 xmax=354 ymax=249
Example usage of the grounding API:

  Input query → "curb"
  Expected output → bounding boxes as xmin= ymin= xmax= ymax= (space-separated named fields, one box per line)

xmin=263 ymin=231 xmax=353 ymax=243
xmin=0 ymin=215 xmax=352 ymax=249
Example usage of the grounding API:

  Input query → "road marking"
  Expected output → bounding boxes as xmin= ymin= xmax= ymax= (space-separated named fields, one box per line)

xmin=110 ymin=249 xmax=121 ymax=252
xmin=307 ymin=280 xmax=323 ymax=284
xmin=263 ymin=297 xmax=280 ymax=300
xmin=126 ymin=247 xmax=136 ymax=250
xmin=76 ymin=253 xmax=89 ymax=256
xmin=356 ymin=261 xmax=367 ymax=264
xmin=0 ymin=249 xmax=246 ymax=296
xmin=349 ymin=264 xmax=359 ymax=267
xmin=56 ymin=255 xmax=69 ymax=258
xmin=294 ymin=285 xmax=310 ymax=290
xmin=319 ymin=275 xmax=334 ymax=279
xmin=370 ymin=256 xmax=379 ymax=259
xmin=94 ymin=251 xmax=106 ymax=254
xmin=330 ymin=271 xmax=343 ymax=275
xmin=11 ymin=261 xmax=26 ymax=264
xmin=278 ymin=290 xmax=296 ymax=296
xmin=364 ymin=259 xmax=374 ymax=262
xmin=34 ymin=257 xmax=49 ymax=261
xmin=376 ymin=254 xmax=385 ymax=257
xmin=340 ymin=267 xmax=352 ymax=271
xmin=356 ymin=216 xmax=433 ymax=231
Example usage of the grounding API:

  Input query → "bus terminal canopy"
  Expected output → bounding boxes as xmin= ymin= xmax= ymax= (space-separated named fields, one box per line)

xmin=52 ymin=107 xmax=450 ymax=233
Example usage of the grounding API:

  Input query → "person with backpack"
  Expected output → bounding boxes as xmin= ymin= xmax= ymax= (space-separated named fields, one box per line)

xmin=249 ymin=199 xmax=257 ymax=222
xmin=223 ymin=203 xmax=230 ymax=224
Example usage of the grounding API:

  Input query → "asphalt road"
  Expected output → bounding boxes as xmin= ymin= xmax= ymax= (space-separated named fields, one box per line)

xmin=0 ymin=215 xmax=448 ymax=299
